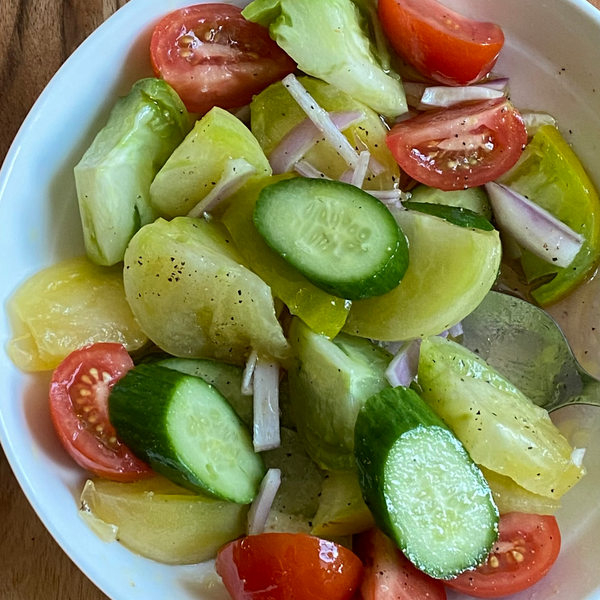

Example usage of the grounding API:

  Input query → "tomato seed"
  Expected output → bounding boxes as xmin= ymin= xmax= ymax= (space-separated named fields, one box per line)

xmin=80 ymin=389 xmax=91 ymax=397
xmin=81 ymin=375 xmax=93 ymax=385
xmin=89 ymin=368 xmax=99 ymax=380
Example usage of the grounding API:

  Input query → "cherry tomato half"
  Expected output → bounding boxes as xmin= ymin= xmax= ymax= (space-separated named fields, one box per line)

xmin=446 ymin=513 xmax=561 ymax=598
xmin=354 ymin=529 xmax=447 ymax=600
xmin=216 ymin=533 xmax=363 ymax=600
xmin=150 ymin=4 xmax=296 ymax=115
xmin=378 ymin=0 xmax=504 ymax=86
xmin=49 ymin=343 xmax=152 ymax=481
xmin=386 ymin=98 xmax=527 ymax=191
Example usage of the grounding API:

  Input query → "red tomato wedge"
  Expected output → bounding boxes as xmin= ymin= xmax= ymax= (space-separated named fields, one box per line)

xmin=447 ymin=513 xmax=561 ymax=598
xmin=354 ymin=529 xmax=447 ymax=600
xmin=387 ymin=98 xmax=527 ymax=190
xmin=378 ymin=0 xmax=504 ymax=85
xmin=216 ymin=533 xmax=363 ymax=600
xmin=150 ymin=4 xmax=296 ymax=115
xmin=49 ymin=343 xmax=152 ymax=482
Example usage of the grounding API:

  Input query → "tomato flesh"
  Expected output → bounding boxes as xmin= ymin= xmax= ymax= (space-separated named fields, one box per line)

xmin=150 ymin=4 xmax=296 ymax=114
xmin=447 ymin=513 xmax=561 ymax=598
xmin=216 ymin=533 xmax=363 ymax=600
xmin=378 ymin=0 xmax=504 ymax=85
xmin=354 ymin=529 xmax=447 ymax=600
xmin=387 ymin=98 xmax=527 ymax=190
xmin=49 ymin=343 xmax=152 ymax=481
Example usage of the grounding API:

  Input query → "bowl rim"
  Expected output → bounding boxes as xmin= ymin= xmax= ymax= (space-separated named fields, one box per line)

xmin=1 ymin=0 xmax=600 ymax=598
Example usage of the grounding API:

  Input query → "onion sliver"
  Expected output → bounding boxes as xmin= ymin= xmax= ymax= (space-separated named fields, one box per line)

xmin=270 ymin=111 xmax=364 ymax=175
xmin=188 ymin=159 xmax=256 ymax=218
xmin=247 ymin=468 xmax=282 ymax=536
xmin=476 ymin=77 xmax=510 ymax=93
xmin=485 ymin=182 xmax=584 ymax=268
xmin=294 ymin=160 xmax=331 ymax=180
xmin=385 ymin=340 xmax=422 ymax=388
xmin=351 ymin=151 xmax=371 ymax=188
xmin=283 ymin=74 xmax=360 ymax=168
xmin=253 ymin=358 xmax=281 ymax=452
xmin=241 ymin=349 xmax=258 ymax=397
xmin=420 ymin=86 xmax=504 ymax=108
xmin=521 ymin=112 xmax=557 ymax=137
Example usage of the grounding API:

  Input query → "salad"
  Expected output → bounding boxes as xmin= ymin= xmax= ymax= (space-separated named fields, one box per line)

xmin=5 ymin=0 xmax=599 ymax=599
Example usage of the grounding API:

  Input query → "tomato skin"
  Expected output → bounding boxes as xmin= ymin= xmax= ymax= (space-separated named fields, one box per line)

xmin=446 ymin=513 xmax=561 ymax=598
xmin=378 ymin=0 xmax=504 ymax=85
xmin=216 ymin=533 xmax=363 ymax=600
xmin=49 ymin=343 xmax=152 ymax=482
xmin=150 ymin=4 xmax=296 ymax=115
xmin=354 ymin=529 xmax=447 ymax=600
xmin=387 ymin=98 xmax=527 ymax=191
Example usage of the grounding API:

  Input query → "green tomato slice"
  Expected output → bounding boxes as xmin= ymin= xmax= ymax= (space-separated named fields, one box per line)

xmin=500 ymin=125 xmax=600 ymax=306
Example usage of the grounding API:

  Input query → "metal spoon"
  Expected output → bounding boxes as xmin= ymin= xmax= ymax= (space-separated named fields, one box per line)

xmin=462 ymin=291 xmax=600 ymax=412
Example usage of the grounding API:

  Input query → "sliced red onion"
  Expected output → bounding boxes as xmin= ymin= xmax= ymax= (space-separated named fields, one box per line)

xmin=420 ymin=86 xmax=504 ymax=108
xmin=367 ymin=189 xmax=405 ymax=207
xmin=253 ymin=358 xmax=281 ymax=452
xmin=521 ymin=112 xmax=557 ymax=137
xmin=485 ymin=182 xmax=584 ymax=268
xmin=293 ymin=160 xmax=331 ymax=180
xmin=476 ymin=77 xmax=510 ymax=93
xmin=448 ymin=321 xmax=464 ymax=339
xmin=247 ymin=468 xmax=282 ymax=536
xmin=351 ymin=151 xmax=371 ymax=188
xmin=385 ymin=340 xmax=422 ymax=388
xmin=187 ymin=159 xmax=256 ymax=218
xmin=283 ymin=74 xmax=360 ymax=168
xmin=241 ymin=349 xmax=258 ymax=397
xmin=270 ymin=111 xmax=364 ymax=175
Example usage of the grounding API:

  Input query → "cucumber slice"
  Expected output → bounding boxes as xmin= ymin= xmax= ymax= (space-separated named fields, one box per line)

xmin=109 ymin=364 xmax=265 ymax=504
xmin=409 ymin=185 xmax=492 ymax=219
xmin=403 ymin=202 xmax=494 ymax=232
xmin=355 ymin=387 xmax=499 ymax=579
xmin=155 ymin=357 xmax=252 ymax=427
xmin=254 ymin=178 xmax=409 ymax=300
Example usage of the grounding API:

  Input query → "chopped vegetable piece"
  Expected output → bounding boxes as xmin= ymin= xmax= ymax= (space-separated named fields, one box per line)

xmin=447 ymin=513 xmax=561 ymax=598
xmin=269 ymin=111 xmax=364 ymax=175
xmin=486 ymin=182 xmax=583 ymax=267
xmin=243 ymin=0 xmax=407 ymax=118
xmin=378 ymin=0 xmax=504 ymax=86
xmin=350 ymin=151 xmax=371 ymax=188
xmin=254 ymin=178 xmax=409 ymax=300
xmin=75 ymin=78 xmax=190 ymax=266
xmin=344 ymin=209 xmax=501 ymax=341
xmin=355 ymin=387 xmax=499 ymax=579
xmin=150 ymin=4 xmax=296 ymax=114
xmin=242 ymin=350 xmax=259 ymax=397
xmin=248 ymin=469 xmax=282 ymax=536
xmin=155 ymin=356 xmax=252 ymax=427
xmin=403 ymin=202 xmax=495 ymax=231
xmin=481 ymin=467 xmax=561 ymax=516
xmin=123 ymin=217 xmax=289 ymax=365
xmin=109 ymin=364 xmax=265 ymax=503
xmin=420 ymin=85 xmax=504 ymax=108
xmin=253 ymin=358 xmax=281 ymax=452
xmin=222 ymin=176 xmax=351 ymax=339
xmin=7 ymin=257 xmax=148 ymax=372
xmin=385 ymin=340 xmax=421 ymax=388
xmin=354 ymin=528 xmax=447 ymax=600
xmin=289 ymin=317 xmax=391 ymax=471
xmin=251 ymin=76 xmax=400 ymax=189
xmin=150 ymin=107 xmax=272 ymax=218
xmin=386 ymin=98 xmax=527 ymax=191
xmin=216 ymin=533 xmax=363 ymax=600
xmin=312 ymin=470 xmax=375 ymax=537
xmin=80 ymin=476 xmax=247 ymax=564
xmin=409 ymin=184 xmax=492 ymax=219
xmin=50 ymin=343 xmax=152 ymax=482
xmin=499 ymin=125 xmax=600 ymax=305
xmin=418 ymin=336 xmax=586 ymax=499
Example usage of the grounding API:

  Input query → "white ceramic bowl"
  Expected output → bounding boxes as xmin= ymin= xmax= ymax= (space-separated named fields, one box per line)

xmin=1 ymin=0 xmax=600 ymax=598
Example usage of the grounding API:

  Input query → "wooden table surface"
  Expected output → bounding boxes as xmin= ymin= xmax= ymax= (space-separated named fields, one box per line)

xmin=2 ymin=0 xmax=600 ymax=599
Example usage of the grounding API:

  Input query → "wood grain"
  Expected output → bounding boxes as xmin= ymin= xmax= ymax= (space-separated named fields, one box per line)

xmin=1 ymin=1 xmax=600 ymax=599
